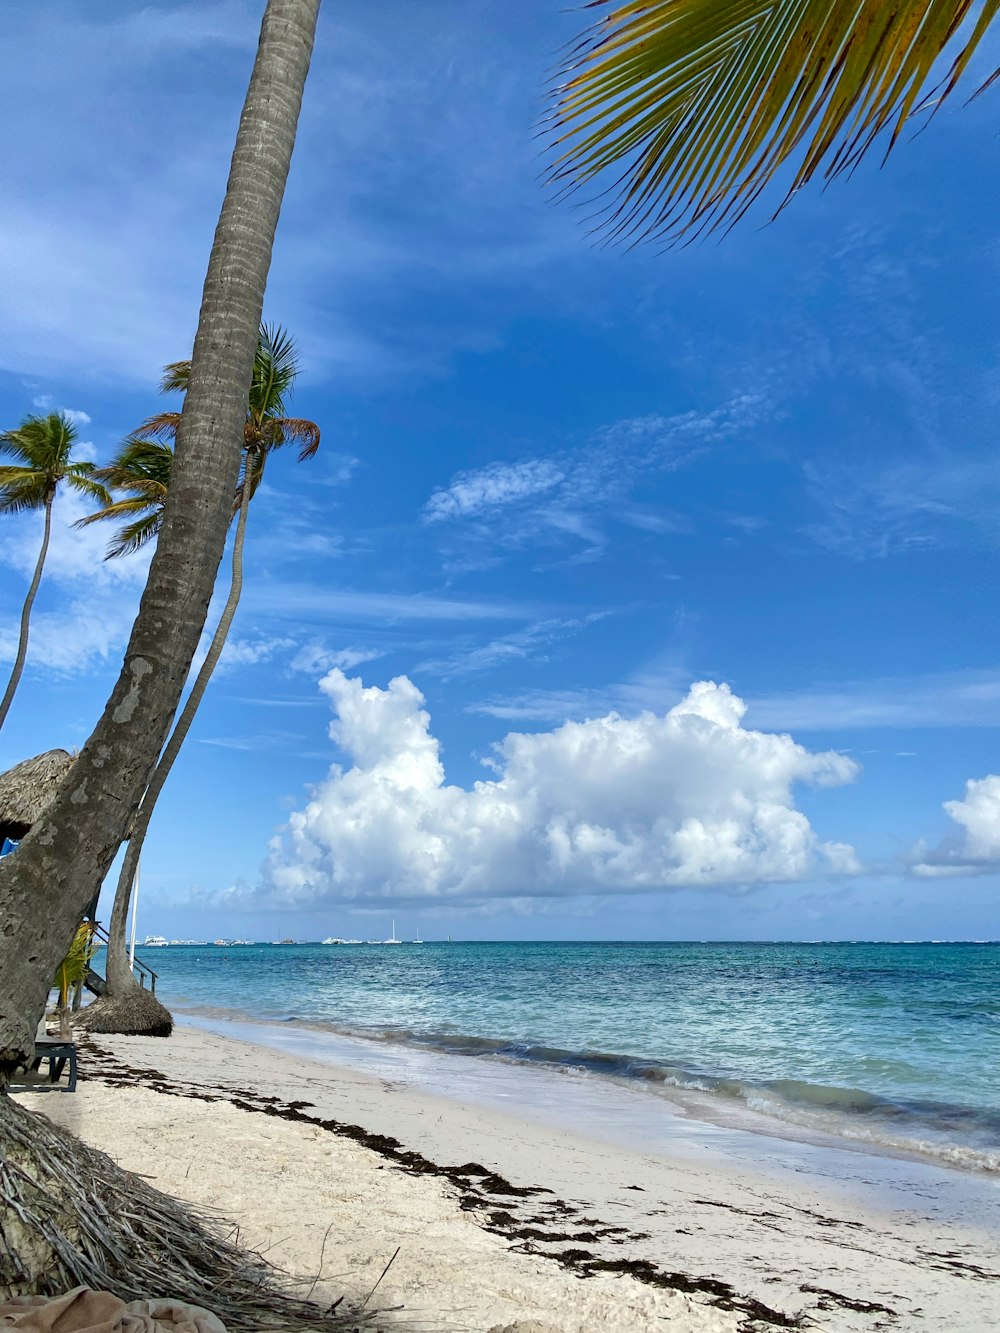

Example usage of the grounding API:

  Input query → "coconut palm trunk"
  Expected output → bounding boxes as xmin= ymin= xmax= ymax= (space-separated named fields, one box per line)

xmin=96 ymin=450 xmax=257 ymax=1023
xmin=0 ymin=0 xmax=321 ymax=1079
xmin=0 ymin=489 xmax=53 ymax=733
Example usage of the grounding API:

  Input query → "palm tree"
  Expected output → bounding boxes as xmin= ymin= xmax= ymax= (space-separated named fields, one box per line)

xmin=0 ymin=412 xmax=109 ymax=732
xmin=76 ymin=437 xmax=174 ymax=558
xmin=550 ymin=0 xmax=999 ymax=244
xmin=0 ymin=0 xmax=321 ymax=1085
xmin=86 ymin=326 xmax=319 ymax=1031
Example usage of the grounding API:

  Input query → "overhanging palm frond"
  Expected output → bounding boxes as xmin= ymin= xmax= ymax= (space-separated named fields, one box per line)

xmin=550 ymin=0 xmax=1000 ymax=244
xmin=103 ymin=510 xmax=164 ymax=559
xmin=64 ymin=466 xmax=112 ymax=508
xmin=159 ymin=359 xmax=192 ymax=395
xmin=262 ymin=416 xmax=321 ymax=460
xmin=136 ymin=411 xmax=182 ymax=442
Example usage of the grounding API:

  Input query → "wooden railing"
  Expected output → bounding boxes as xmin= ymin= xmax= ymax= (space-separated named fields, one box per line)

xmin=88 ymin=923 xmax=159 ymax=995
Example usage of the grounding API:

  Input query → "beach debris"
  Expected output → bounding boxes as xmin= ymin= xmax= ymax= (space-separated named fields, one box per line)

xmin=0 ymin=1095 xmax=381 ymax=1330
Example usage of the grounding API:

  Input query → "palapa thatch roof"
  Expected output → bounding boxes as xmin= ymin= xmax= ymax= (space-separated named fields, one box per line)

xmin=0 ymin=748 xmax=75 ymax=844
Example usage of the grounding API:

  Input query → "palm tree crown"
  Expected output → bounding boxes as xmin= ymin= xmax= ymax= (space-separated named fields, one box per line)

xmin=0 ymin=412 xmax=109 ymax=732
xmin=0 ymin=412 xmax=107 ymax=514
xmin=80 ymin=324 xmax=318 ymax=559
xmin=144 ymin=322 xmax=319 ymax=508
xmin=76 ymin=438 xmax=173 ymax=558
xmin=550 ymin=0 xmax=999 ymax=244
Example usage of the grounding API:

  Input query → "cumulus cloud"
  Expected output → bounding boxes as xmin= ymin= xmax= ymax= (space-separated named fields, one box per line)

xmin=912 ymin=775 xmax=1000 ymax=877
xmin=261 ymin=672 xmax=860 ymax=907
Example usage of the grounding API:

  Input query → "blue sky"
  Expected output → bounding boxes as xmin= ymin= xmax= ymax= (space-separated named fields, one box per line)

xmin=1 ymin=1 xmax=998 ymax=942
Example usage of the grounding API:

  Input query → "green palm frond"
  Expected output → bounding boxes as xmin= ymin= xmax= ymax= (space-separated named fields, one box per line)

xmin=80 ymin=437 xmax=173 ymax=558
xmin=0 ymin=468 xmax=52 ymax=515
xmin=0 ymin=412 xmax=78 ymax=474
xmin=104 ymin=510 xmax=164 ymax=559
xmin=64 ymin=466 xmax=112 ymax=508
xmin=250 ymin=323 xmax=300 ymax=423
xmin=93 ymin=438 xmax=174 ymax=496
xmin=550 ymin=0 xmax=1000 ymax=244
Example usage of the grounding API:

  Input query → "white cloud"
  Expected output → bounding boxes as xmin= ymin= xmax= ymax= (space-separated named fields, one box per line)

xmin=290 ymin=644 xmax=382 ymax=675
xmin=0 ymin=487 xmax=149 ymax=673
xmin=912 ymin=775 xmax=1000 ymax=877
xmin=418 ymin=614 xmax=609 ymax=681
xmin=475 ymin=664 xmax=1000 ymax=730
xmin=260 ymin=672 xmax=860 ymax=907
xmin=423 ymin=393 xmax=770 ymax=562
xmin=246 ymin=584 xmax=537 ymax=624
xmin=425 ymin=460 xmax=564 ymax=522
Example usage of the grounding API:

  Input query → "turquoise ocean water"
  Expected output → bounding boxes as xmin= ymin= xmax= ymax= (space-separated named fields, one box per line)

xmin=124 ymin=940 xmax=1000 ymax=1173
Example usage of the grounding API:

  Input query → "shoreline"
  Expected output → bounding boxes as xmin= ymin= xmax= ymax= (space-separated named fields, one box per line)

xmin=26 ymin=1022 xmax=1000 ymax=1332
xmin=173 ymin=1003 xmax=1000 ymax=1179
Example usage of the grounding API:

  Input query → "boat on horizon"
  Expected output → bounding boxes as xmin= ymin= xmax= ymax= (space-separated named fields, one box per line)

xmin=367 ymin=921 xmax=403 ymax=945
xmin=143 ymin=935 xmax=168 ymax=947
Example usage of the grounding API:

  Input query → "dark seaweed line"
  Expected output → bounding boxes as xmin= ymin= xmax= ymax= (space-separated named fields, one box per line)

xmin=77 ymin=1035 xmax=805 ymax=1330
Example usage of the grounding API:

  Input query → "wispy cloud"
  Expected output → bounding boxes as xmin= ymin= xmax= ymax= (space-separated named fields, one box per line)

xmin=425 ymin=392 xmax=771 ymax=565
xmin=418 ymin=613 xmax=609 ymax=681
xmin=472 ymin=664 xmax=1000 ymax=731
xmin=800 ymin=450 xmax=1000 ymax=559
xmin=246 ymin=584 xmax=540 ymax=624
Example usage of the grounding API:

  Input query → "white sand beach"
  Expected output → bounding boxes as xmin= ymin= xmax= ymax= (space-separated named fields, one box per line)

xmin=24 ymin=1024 xmax=1000 ymax=1333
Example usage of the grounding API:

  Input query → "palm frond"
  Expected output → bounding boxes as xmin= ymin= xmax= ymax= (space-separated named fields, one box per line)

xmin=93 ymin=438 xmax=174 ymax=494
xmin=259 ymin=416 xmax=321 ymax=461
xmin=0 ymin=412 xmax=78 ymax=471
xmin=75 ymin=495 xmax=158 ymax=528
xmin=549 ymin=0 xmax=1000 ymax=243
xmin=251 ymin=323 xmax=300 ymax=422
xmin=0 ymin=468 xmax=53 ymax=515
xmin=136 ymin=411 xmax=182 ymax=442
xmin=65 ymin=468 xmax=112 ymax=508
xmin=104 ymin=510 xmax=164 ymax=559
xmin=159 ymin=358 xmax=192 ymax=395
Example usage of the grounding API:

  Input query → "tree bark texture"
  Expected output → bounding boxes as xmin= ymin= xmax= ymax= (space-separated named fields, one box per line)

xmin=0 ymin=0 xmax=321 ymax=1073
xmin=104 ymin=455 xmax=256 ymax=996
xmin=0 ymin=492 xmax=53 ymax=733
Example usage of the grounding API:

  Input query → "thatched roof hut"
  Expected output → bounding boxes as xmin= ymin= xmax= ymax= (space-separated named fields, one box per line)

xmin=0 ymin=749 xmax=75 ymax=846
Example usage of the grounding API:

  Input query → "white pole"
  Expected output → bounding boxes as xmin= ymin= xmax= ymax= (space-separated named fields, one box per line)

xmin=128 ymin=854 xmax=141 ymax=971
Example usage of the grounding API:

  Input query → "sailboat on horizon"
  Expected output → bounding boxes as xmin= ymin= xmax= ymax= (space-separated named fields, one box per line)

xmin=368 ymin=920 xmax=403 ymax=944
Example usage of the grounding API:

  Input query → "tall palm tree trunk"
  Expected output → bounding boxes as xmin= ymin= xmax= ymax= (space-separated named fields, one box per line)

xmin=103 ymin=452 xmax=256 ymax=1000
xmin=0 ymin=491 xmax=53 ymax=733
xmin=0 ymin=0 xmax=321 ymax=1079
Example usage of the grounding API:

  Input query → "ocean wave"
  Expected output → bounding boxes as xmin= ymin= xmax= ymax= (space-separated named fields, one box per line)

xmin=174 ymin=1001 xmax=1000 ymax=1174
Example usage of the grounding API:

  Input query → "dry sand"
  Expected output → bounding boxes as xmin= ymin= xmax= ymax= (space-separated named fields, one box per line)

xmin=23 ymin=1025 xmax=1000 ymax=1332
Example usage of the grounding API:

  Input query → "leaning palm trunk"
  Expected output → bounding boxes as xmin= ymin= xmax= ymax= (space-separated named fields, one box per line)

xmin=87 ymin=452 xmax=257 ymax=1033
xmin=0 ymin=492 xmax=52 ymax=733
xmin=0 ymin=0 xmax=320 ymax=1074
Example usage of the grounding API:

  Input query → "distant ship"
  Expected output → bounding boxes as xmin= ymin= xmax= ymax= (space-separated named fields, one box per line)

xmin=143 ymin=935 xmax=168 ymax=947
xmin=367 ymin=921 xmax=403 ymax=945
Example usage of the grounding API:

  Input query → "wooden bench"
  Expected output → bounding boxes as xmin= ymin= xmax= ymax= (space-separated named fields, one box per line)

xmin=9 ymin=1035 xmax=77 ymax=1093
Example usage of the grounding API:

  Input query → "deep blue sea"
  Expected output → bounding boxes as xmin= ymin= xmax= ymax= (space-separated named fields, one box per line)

xmin=121 ymin=940 xmax=1000 ymax=1173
